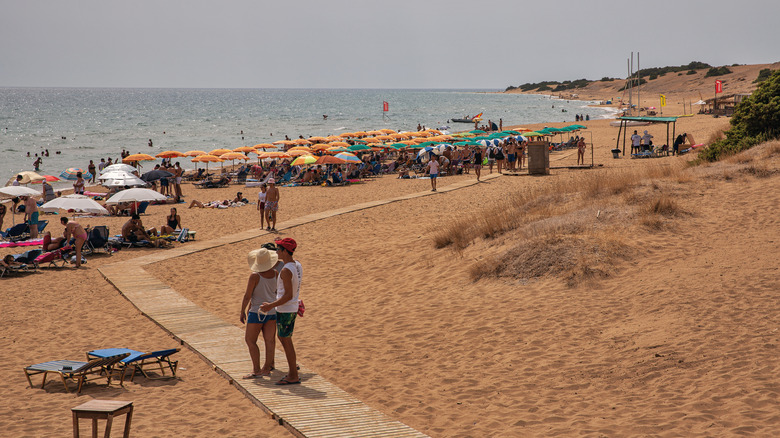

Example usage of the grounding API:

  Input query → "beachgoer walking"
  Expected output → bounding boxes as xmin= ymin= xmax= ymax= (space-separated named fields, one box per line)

xmin=257 ymin=184 xmax=267 ymax=230
xmin=261 ymin=238 xmax=302 ymax=385
xmin=241 ymin=247 xmax=279 ymax=378
xmin=61 ymin=217 xmax=86 ymax=267
xmin=265 ymin=179 xmax=279 ymax=231
xmin=427 ymin=155 xmax=439 ymax=192
xmin=577 ymin=137 xmax=586 ymax=165
xmin=507 ymin=138 xmax=517 ymax=171
xmin=495 ymin=144 xmax=505 ymax=174
xmin=473 ymin=147 xmax=483 ymax=181
xmin=21 ymin=195 xmax=39 ymax=239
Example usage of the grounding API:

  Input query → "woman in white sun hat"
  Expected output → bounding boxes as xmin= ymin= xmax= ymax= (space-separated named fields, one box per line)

xmin=240 ymin=247 xmax=279 ymax=378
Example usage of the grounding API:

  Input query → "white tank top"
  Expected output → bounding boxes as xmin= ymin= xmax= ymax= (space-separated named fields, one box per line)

xmin=250 ymin=274 xmax=277 ymax=314
xmin=276 ymin=261 xmax=301 ymax=313
xmin=258 ymin=192 xmax=266 ymax=202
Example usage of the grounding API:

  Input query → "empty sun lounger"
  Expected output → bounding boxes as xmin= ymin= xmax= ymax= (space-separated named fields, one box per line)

xmin=87 ymin=348 xmax=180 ymax=382
xmin=84 ymin=226 xmax=111 ymax=255
xmin=24 ymin=352 xmax=130 ymax=394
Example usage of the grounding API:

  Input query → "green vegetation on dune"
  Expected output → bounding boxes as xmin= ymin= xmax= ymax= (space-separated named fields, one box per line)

xmin=699 ymin=70 xmax=780 ymax=162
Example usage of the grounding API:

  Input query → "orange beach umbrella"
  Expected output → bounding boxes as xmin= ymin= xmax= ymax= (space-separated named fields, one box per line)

xmin=155 ymin=151 xmax=184 ymax=159
xmin=184 ymin=150 xmax=208 ymax=157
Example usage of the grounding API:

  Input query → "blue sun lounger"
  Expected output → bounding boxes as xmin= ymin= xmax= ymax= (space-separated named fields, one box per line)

xmin=87 ymin=348 xmax=180 ymax=382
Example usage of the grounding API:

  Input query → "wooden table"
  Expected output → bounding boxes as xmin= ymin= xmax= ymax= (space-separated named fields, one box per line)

xmin=72 ymin=400 xmax=133 ymax=438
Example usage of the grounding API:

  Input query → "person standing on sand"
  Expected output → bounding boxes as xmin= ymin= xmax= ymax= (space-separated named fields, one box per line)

xmin=241 ymin=247 xmax=278 ymax=379
xmin=261 ymin=238 xmax=302 ymax=385
xmin=0 ymin=202 xmax=6 ymax=232
xmin=631 ymin=130 xmax=641 ymax=155
xmin=577 ymin=137 xmax=586 ymax=165
xmin=173 ymin=162 xmax=183 ymax=199
xmin=21 ymin=195 xmax=39 ymax=239
xmin=73 ymin=172 xmax=85 ymax=194
xmin=473 ymin=147 xmax=483 ymax=181
xmin=87 ymin=160 xmax=96 ymax=183
xmin=257 ymin=183 xmax=267 ymax=230
xmin=265 ymin=179 xmax=279 ymax=231
xmin=427 ymin=154 xmax=439 ymax=192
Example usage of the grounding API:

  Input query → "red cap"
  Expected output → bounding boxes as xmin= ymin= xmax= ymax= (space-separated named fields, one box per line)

xmin=274 ymin=237 xmax=297 ymax=252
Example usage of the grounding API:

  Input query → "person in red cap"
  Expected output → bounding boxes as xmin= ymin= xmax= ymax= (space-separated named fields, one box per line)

xmin=261 ymin=237 xmax=302 ymax=385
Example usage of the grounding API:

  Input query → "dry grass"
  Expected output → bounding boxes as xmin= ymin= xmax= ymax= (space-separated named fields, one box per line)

xmin=706 ymin=129 xmax=726 ymax=145
xmin=469 ymin=232 xmax=632 ymax=287
xmin=741 ymin=164 xmax=774 ymax=178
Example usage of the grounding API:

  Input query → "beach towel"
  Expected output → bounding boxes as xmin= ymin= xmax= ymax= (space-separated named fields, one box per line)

xmin=0 ymin=239 xmax=44 ymax=248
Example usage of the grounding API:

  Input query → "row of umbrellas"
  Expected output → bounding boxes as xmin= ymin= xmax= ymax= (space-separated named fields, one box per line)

xmin=0 ymin=186 xmax=167 ymax=216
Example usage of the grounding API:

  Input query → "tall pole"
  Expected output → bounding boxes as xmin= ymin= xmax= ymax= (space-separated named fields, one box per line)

xmin=629 ymin=53 xmax=633 ymax=116
xmin=637 ymin=52 xmax=641 ymax=116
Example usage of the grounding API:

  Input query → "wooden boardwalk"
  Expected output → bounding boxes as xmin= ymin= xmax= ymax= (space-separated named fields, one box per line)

xmin=98 ymin=174 xmax=499 ymax=437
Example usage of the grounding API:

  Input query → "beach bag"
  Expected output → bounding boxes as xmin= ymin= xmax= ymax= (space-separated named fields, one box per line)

xmin=482 ymin=157 xmax=488 ymax=166
xmin=488 ymin=148 xmax=495 ymax=159
xmin=297 ymin=299 xmax=305 ymax=317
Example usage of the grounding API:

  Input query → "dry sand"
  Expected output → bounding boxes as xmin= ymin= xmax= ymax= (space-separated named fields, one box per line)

xmin=2 ymin=115 xmax=778 ymax=436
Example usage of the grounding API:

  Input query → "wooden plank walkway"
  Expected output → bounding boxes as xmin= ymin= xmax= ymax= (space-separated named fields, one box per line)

xmin=98 ymin=174 xmax=500 ymax=437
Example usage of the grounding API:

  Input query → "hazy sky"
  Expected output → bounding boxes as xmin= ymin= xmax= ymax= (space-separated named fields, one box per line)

xmin=1 ymin=0 xmax=778 ymax=89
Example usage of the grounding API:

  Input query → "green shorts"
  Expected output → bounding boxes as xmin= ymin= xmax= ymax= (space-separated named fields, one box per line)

xmin=276 ymin=312 xmax=297 ymax=338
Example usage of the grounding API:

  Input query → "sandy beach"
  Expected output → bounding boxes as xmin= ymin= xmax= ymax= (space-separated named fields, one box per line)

xmin=2 ymin=111 xmax=779 ymax=436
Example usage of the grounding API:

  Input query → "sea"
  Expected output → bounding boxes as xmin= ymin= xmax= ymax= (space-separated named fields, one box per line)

xmin=0 ymin=88 xmax=617 ymax=188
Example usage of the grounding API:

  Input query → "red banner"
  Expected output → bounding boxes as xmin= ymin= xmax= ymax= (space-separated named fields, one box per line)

xmin=383 ymin=101 xmax=389 ymax=112
xmin=715 ymin=80 xmax=723 ymax=94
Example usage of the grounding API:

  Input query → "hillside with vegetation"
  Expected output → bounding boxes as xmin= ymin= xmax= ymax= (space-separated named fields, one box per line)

xmin=505 ymin=61 xmax=780 ymax=103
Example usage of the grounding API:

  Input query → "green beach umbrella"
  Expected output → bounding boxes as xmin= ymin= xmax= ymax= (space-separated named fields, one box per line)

xmin=347 ymin=144 xmax=371 ymax=152
xmin=523 ymin=132 xmax=545 ymax=137
xmin=469 ymin=130 xmax=486 ymax=134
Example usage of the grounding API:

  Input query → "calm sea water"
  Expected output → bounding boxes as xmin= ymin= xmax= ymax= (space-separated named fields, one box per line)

xmin=0 ymin=88 xmax=616 ymax=186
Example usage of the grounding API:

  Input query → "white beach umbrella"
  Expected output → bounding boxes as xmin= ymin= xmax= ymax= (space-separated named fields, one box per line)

xmin=98 ymin=171 xmax=147 ymax=187
xmin=0 ymin=186 xmax=41 ymax=199
xmin=105 ymin=188 xmax=167 ymax=204
xmin=102 ymin=163 xmax=138 ymax=174
xmin=40 ymin=194 xmax=108 ymax=215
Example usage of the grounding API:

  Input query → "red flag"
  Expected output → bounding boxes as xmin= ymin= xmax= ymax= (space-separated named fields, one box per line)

xmin=383 ymin=101 xmax=389 ymax=112
xmin=715 ymin=80 xmax=723 ymax=94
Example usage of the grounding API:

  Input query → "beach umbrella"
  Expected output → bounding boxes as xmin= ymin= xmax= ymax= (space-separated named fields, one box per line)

xmin=259 ymin=151 xmax=291 ymax=159
xmin=60 ymin=168 xmax=93 ymax=181
xmin=375 ymin=135 xmax=393 ymax=141
xmin=0 ymin=186 xmax=40 ymax=199
xmin=101 ymin=173 xmax=147 ymax=187
xmin=191 ymin=154 xmax=223 ymax=174
xmin=5 ymin=171 xmax=45 ymax=185
xmin=140 ymin=169 xmax=174 ymax=182
xmin=362 ymin=137 xmax=381 ymax=143
xmin=311 ymin=144 xmax=330 ymax=151
xmin=502 ymin=130 xmax=521 ymax=135
xmin=40 ymin=194 xmax=108 ymax=215
xmin=98 ymin=170 xmax=136 ymax=181
xmin=389 ymin=133 xmax=409 ymax=140
xmin=254 ymin=143 xmax=276 ymax=149
xmin=287 ymin=146 xmax=311 ymax=152
xmin=469 ymin=130 xmax=486 ymax=134
xmin=219 ymin=152 xmax=249 ymax=160
xmin=352 ymin=131 xmax=367 ymax=137
xmin=102 ymin=163 xmax=138 ymax=174
xmin=315 ymin=155 xmax=346 ymax=165
xmin=347 ymin=144 xmax=371 ymax=152
xmin=155 ymin=151 xmax=185 ymax=159
xmin=286 ymin=150 xmax=312 ymax=157
xmin=105 ymin=188 xmax=167 ymax=204
xmin=328 ymin=141 xmax=350 ymax=147
xmin=308 ymin=136 xmax=328 ymax=142
xmin=122 ymin=154 xmax=155 ymax=163
xmin=366 ymin=130 xmax=384 ymax=136
xmin=324 ymin=135 xmax=342 ymax=142
xmin=334 ymin=152 xmax=362 ymax=164
xmin=291 ymin=155 xmax=318 ymax=166
xmin=326 ymin=146 xmax=349 ymax=154
xmin=379 ymin=129 xmax=396 ymax=134
xmin=208 ymin=148 xmax=232 ymax=156
xmin=32 ymin=175 xmax=61 ymax=183
xmin=292 ymin=139 xmax=312 ymax=145
xmin=271 ymin=140 xmax=295 ymax=146
xmin=233 ymin=146 xmax=256 ymax=153
xmin=183 ymin=150 xmax=208 ymax=157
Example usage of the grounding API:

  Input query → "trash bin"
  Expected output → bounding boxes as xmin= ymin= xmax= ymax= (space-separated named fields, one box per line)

xmin=611 ymin=148 xmax=621 ymax=159
xmin=527 ymin=142 xmax=550 ymax=175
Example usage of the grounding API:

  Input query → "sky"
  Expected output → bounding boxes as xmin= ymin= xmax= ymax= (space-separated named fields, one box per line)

xmin=1 ymin=0 xmax=778 ymax=89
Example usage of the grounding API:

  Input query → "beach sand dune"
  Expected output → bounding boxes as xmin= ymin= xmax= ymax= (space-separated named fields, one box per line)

xmin=2 ymin=122 xmax=778 ymax=436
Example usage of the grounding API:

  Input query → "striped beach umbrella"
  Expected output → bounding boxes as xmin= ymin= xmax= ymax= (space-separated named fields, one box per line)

xmin=334 ymin=152 xmax=362 ymax=164
xmin=59 ymin=168 xmax=92 ymax=181
xmin=291 ymin=155 xmax=318 ymax=166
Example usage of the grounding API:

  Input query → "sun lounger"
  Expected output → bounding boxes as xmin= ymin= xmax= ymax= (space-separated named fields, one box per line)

xmin=87 ymin=348 xmax=180 ymax=382
xmin=24 ymin=352 xmax=130 ymax=394
xmin=2 ymin=223 xmax=29 ymax=242
xmin=33 ymin=245 xmax=74 ymax=268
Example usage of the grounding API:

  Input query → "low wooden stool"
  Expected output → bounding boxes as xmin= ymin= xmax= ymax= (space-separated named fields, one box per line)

xmin=72 ymin=400 xmax=133 ymax=438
